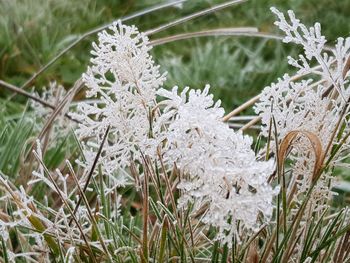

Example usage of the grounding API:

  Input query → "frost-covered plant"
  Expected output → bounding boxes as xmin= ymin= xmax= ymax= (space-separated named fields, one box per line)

xmin=2 ymin=6 xmax=350 ymax=263
xmin=70 ymin=20 xmax=166 ymax=184
xmin=255 ymin=7 xmax=350 ymax=213
xmin=255 ymin=8 xmax=350 ymax=142
xmin=0 ymin=140 xmax=121 ymax=261
xmin=157 ymin=85 xmax=278 ymax=242
xmin=70 ymin=19 xmax=278 ymax=243
xmin=30 ymin=82 xmax=73 ymax=141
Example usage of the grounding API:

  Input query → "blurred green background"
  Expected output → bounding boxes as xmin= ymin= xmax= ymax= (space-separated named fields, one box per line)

xmin=1 ymin=0 xmax=349 ymax=111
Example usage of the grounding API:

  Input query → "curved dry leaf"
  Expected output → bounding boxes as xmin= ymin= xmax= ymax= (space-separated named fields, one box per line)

xmin=278 ymin=130 xmax=324 ymax=182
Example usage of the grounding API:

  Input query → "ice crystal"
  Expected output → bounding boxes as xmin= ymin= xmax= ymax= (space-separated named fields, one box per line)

xmin=0 ymin=220 xmax=10 ymax=242
xmin=157 ymin=86 xmax=278 ymax=242
xmin=30 ymin=82 xmax=73 ymax=142
xmin=70 ymin=21 xmax=166 ymax=180
xmin=255 ymin=8 xmax=350 ymax=211
xmin=69 ymin=20 xmax=278 ymax=243
xmin=0 ymin=143 xmax=119 ymax=260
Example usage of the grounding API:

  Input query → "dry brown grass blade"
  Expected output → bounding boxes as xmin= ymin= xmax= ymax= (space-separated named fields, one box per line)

xmin=69 ymin=125 xmax=110 ymax=226
xmin=146 ymin=0 xmax=247 ymax=36
xmin=150 ymin=27 xmax=259 ymax=46
xmin=0 ymin=80 xmax=78 ymax=123
xmin=222 ymin=94 xmax=260 ymax=122
xmin=0 ymin=80 xmax=53 ymax=108
xmin=141 ymin=156 xmax=150 ymax=263
xmin=246 ymin=240 xmax=259 ymax=263
xmin=334 ymin=231 xmax=350 ymax=262
xmin=149 ymin=222 xmax=160 ymax=253
xmin=278 ymin=130 xmax=324 ymax=182
xmin=240 ymin=116 xmax=262 ymax=132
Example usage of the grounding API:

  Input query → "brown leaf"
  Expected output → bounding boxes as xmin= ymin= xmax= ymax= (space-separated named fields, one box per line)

xmin=246 ymin=241 xmax=259 ymax=263
xmin=278 ymin=130 xmax=324 ymax=183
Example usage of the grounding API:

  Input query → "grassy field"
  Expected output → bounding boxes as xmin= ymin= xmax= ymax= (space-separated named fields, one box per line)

xmin=1 ymin=0 xmax=349 ymax=111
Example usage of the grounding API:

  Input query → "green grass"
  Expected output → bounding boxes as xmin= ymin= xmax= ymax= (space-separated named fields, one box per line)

xmin=1 ymin=0 xmax=349 ymax=111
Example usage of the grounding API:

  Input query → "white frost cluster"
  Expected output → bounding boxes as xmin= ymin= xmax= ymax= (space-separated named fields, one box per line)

xmin=0 ymin=139 xmax=122 ymax=261
xmin=31 ymin=82 xmax=73 ymax=141
xmin=156 ymin=85 xmax=278 ymax=241
xmin=255 ymin=8 xmax=350 ymax=210
xmin=0 ymin=177 xmax=84 ymax=261
xmin=70 ymin=21 xmax=166 ymax=181
xmin=3 ymin=8 xmax=350 ymax=261
xmin=70 ymin=21 xmax=277 ymax=242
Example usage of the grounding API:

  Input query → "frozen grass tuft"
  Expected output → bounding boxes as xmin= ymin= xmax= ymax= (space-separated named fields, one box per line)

xmin=1 ymin=2 xmax=350 ymax=262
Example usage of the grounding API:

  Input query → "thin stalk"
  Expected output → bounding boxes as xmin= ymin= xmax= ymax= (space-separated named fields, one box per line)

xmin=223 ymin=95 xmax=260 ymax=122
xmin=158 ymin=216 xmax=168 ymax=262
xmin=156 ymin=150 xmax=178 ymax=222
xmin=69 ymin=125 xmax=110 ymax=225
xmin=142 ymin=159 xmax=149 ymax=263
xmin=150 ymin=27 xmax=260 ymax=46
xmin=67 ymin=161 xmax=112 ymax=261
xmin=146 ymin=0 xmax=247 ymax=35
xmin=273 ymin=117 xmax=282 ymax=256
xmin=0 ymin=80 xmax=53 ymax=109
xmin=240 ymin=116 xmax=262 ymax=131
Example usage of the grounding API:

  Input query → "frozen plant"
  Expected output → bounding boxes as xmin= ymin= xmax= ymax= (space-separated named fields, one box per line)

xmin=157 ymin=85 xmax=278 ymax=243
xmin=30 ymin=82 xmax=73 ymax=143
xmin=70 ymin=21 xmax=166 ymax=183
xmin=71 ymin=19 xmax=278 ymax=243
xmin=0 ymin=144 xmax=112 ymax=261
xmin=255 ymin=7 xmax=350 ymax=212
xmin=2 ymin=4 xmax=350 ymax=262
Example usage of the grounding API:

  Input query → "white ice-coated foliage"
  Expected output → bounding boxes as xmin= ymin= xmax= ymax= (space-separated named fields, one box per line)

xmin=0 ymin=220 xmax=11 ymax=242
xmin=0 ymin=141 xmax=122 ymax=260
xmin=255 ymin=8 xmax=350 ymax=211
xmin=2 ymin=9 xmax=350 ymax=262
xmin=70 ymin=20 xmax=166 ymax=180
xmin=0 ymin=183 xmax=81 ymax=260
xmin=30 ymin=82 xmax=73 ymax=140
xmin=70 ymin=20 xmax=277 ymax=243
xmin=157 ymin=86 xmax=278 ymax=242
xmin=270 ymin=7 xmax=350 ymax=96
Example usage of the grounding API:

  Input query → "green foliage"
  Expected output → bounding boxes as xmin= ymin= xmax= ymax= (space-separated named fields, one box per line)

xmin=1 ymin=0 xmax=349 ymax=109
